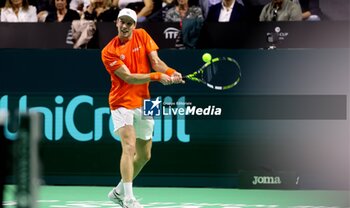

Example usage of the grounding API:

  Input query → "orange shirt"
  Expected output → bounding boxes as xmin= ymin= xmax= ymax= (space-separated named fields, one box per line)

xmin=101 ymin=29 xmax=159 ymax=110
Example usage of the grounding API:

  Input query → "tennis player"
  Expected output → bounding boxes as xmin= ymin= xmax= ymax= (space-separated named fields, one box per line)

xmin=101 ymin=8 xmax=183 ymax=208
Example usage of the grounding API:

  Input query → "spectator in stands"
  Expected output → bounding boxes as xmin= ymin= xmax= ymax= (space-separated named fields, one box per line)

xmin=296 ymin=0 xmax=323 ymax=21
xmin=0 ymin=0 xmax=37 ymax=22
xmin=164 ymin=0 xmax=203 ymax=49
xmin=113 ymin=0 xmax=153 ymax=22
xmin=70 ymin=0 xmax=90 ymax=15
xmin=147 ymin=0 xmax=174 ymax=22
xmin=199 ymin=0 xmax=231 ymax=19
xmin=83 ymin=0 xmax=119 ymax=21
xmin=241 ymin=0 xmax=270 ymax=21
xmin=164 ymin=0 xmax=203 ymax=22
xmin=205 ymin=0 xmax=247 ymax=22
xmin=198 ymin=0 xmax=245 ymax=19
xmin=44 ymin=0 xmax=80 ymax=22
xmin=259 ymin=0 xmax=302 ymax=21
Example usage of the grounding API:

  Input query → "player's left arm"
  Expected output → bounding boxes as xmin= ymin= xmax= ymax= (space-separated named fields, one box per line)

xmin=148 ymin=51 xmax=184 ymax=83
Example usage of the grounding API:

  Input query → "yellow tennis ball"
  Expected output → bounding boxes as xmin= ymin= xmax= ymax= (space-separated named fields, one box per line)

xmin=202 ymin=53 xmax=212 ymax=63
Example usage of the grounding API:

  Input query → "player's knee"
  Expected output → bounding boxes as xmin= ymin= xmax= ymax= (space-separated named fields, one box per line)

xmin=122 ymin=143 xmax=136 ymax=155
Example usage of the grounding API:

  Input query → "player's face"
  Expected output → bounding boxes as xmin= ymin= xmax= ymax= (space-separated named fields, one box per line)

xmin=116 ymin=17 xmax=136 ymax=40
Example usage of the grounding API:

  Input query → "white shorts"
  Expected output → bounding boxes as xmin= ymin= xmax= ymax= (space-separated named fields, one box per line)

xmin=111 ymin=107 xmax=154 ymax=140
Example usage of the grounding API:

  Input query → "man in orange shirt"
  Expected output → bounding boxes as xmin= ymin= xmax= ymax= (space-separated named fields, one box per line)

xmin=101 ymin=8 xmax=183 ymax=208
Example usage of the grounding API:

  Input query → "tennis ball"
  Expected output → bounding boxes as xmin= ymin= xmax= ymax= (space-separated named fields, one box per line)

xmin=202 ymin=53 xmax=212 ymax=63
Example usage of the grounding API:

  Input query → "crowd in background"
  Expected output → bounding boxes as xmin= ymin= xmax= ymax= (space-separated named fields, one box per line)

xmin=0 ymin=0 xmax=325 ymax=23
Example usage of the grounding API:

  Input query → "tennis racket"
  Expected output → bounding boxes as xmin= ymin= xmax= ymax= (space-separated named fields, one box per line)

xmin=184 ymin=56 xmax=241 ymax=90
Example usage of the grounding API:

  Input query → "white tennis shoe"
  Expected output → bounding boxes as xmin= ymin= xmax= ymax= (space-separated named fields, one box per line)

xmin=123 ymin=197 xmax=143 ymax=208
xmin=108 ymin=188 xmax=124 ymax=206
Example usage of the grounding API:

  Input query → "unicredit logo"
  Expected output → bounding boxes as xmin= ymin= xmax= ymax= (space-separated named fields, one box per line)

xmin=0 ymin=95 xmax=190 ymax=143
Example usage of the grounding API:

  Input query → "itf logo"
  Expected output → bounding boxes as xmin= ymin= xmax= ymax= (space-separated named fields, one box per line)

xmin=143 ymin=97 xmax=161 ymax=116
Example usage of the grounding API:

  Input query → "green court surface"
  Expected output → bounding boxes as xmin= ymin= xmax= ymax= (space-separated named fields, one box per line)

xmin=3 ymin=185 xmax=349 ymax=208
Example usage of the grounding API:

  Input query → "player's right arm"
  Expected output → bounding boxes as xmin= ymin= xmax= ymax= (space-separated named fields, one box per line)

xmin=148 ymin=51 xmax=184 ymax=84
xmin=102 ymin=43 xmax=172 ymax=85
xmin=102 ymin=38 xmax=173 ymax=85
xmin=114 ymin=64 xmax=173 ymax=85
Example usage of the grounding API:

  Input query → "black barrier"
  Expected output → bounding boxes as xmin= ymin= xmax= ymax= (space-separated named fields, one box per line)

xmin=0 ymin=21 xmax=349 ymax=49
xmin=0 ymin=49 xmax=349 ymax=190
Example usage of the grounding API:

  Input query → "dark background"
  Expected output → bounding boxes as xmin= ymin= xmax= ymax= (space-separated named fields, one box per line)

xmin=0 ymin=48 xmax=348 ymax=190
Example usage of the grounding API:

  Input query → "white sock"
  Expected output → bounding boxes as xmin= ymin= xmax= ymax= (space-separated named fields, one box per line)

xmin=123 ymin=182 xmax=134 ymax=200
xmin=115 ymin=180 xmax=124 ymax=195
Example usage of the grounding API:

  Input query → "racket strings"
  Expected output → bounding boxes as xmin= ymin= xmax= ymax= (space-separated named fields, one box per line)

xmin=205 ymin=64 xmax=218 ymax=83
xmin=203 ymin=60 xmax=240 ymax=87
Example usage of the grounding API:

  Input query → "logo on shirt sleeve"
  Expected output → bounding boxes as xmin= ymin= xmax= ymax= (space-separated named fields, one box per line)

xmin=109 ymin=61 xmax=117 ymax=67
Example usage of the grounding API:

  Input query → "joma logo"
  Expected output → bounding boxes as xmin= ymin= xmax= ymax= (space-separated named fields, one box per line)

xmin=252 ymin=176 xmax=281 ymax=185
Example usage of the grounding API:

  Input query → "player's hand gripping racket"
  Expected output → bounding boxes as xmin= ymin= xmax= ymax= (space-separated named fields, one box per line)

xmin=184 ymin=53 xmax=241 ymax=90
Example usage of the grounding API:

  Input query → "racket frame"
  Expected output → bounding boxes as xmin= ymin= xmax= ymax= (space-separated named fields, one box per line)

xmin=185 ymin=57 xmax=241 ymax=90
